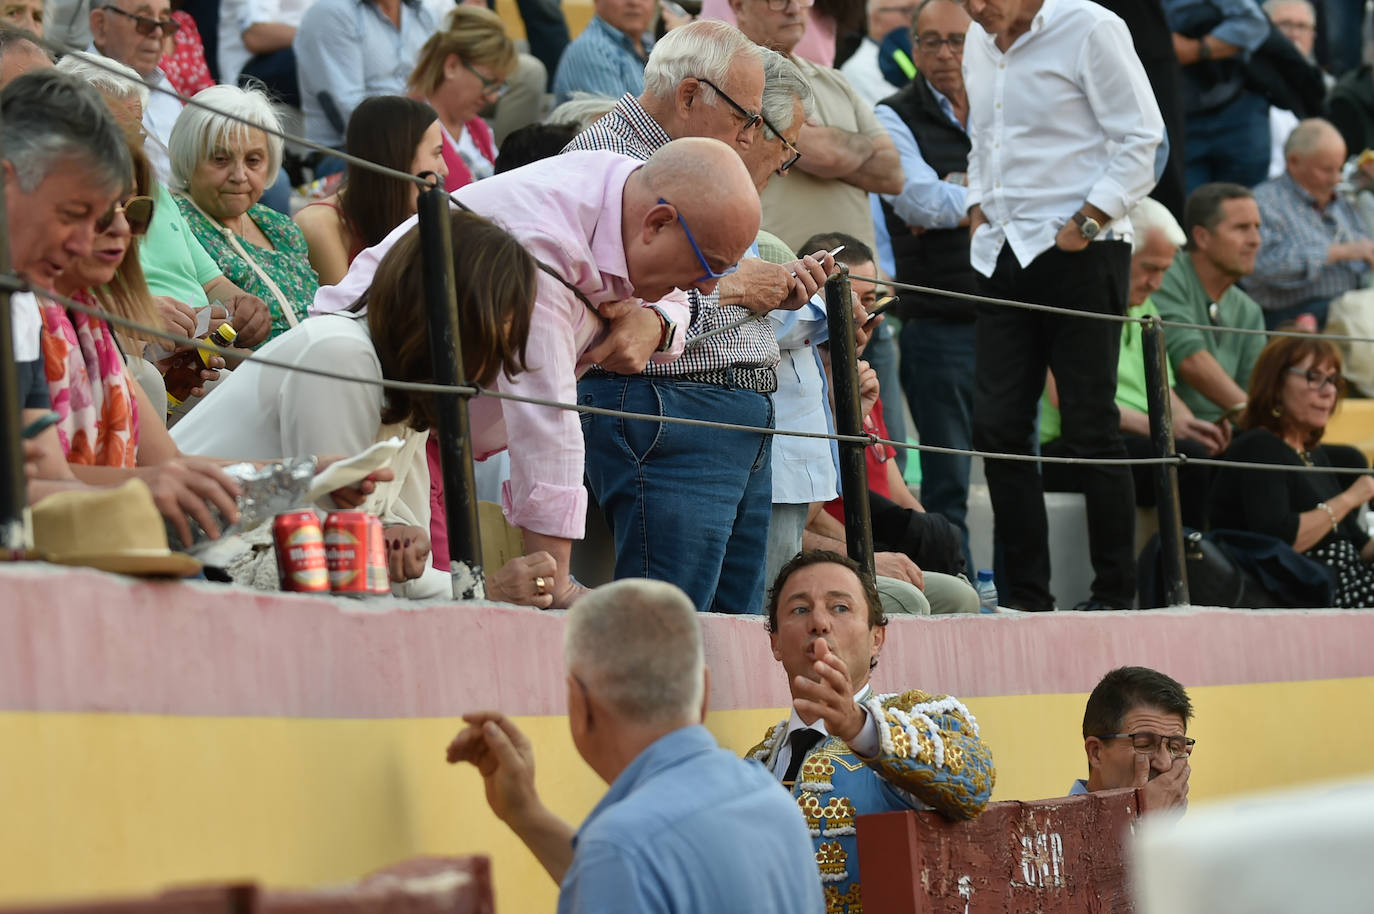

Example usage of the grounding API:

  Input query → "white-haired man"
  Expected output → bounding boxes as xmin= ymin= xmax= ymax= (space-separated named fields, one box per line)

xmin=1246 ymin=118 xmax=1374 ymax=329
xmin=567 ymin=22 xmax=837 ymax=615
xmin=88 ymin=0 xmax=183 ymax=182
xmin=447 ymin=579 xmax=825 ymax=913
xmin=1039 ymin=197 xmax=1228 ymax=531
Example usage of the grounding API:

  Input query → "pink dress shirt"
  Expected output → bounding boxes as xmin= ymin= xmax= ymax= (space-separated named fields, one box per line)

xmin=310 ymin=151 xmax=690 ymax=540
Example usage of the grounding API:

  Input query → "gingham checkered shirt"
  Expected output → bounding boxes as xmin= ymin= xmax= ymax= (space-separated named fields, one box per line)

xmin=564 ymin=94 xmax=780 ymax=375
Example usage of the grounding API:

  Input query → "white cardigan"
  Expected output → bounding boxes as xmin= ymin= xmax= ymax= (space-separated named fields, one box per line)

xmin=171 ymin=314 xmax=447 ymax=598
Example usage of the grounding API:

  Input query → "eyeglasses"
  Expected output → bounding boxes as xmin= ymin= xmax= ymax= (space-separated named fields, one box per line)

xmin=100 ymin=4 xmax=180 ymax=37
xmin=916 ymin=32 xmax=966 ymax=53
xmin=1274 ymin=19 xmax=1315 ymax=33
xmin=462 ymin=60 xmax=508 ymax=99
xmin=1097 ymin=732 xmax=1196 ymax=759
xmin=658 ymin=197 xmax=738 ymax=285
xmin=696 ymin=77 xmax=762 ymax=132
xmin=759 ymin=112 xmax=803 ymax=173
xmin=764 ymin=0 xmax=814 ymax=9
xmin=1287 ymin=367 xmax=1346 ymax=393
xmin=95 ymin=194 xmax=155 ymax=236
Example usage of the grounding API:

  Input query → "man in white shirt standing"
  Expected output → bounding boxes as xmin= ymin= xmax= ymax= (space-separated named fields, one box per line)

xmin=963 ymin=0 xmax=1162 ymax=611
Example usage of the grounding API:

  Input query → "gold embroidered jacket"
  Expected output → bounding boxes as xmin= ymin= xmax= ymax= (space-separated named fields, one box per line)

xmin=746 ymin=687 xmax=995 ymax=914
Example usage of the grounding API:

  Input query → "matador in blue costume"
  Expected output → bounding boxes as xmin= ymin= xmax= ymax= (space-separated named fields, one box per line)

xmin=748 ymin=550 xmax=996 ymax=913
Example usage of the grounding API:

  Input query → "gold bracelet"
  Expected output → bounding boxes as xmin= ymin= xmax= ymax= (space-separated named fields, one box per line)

xmin=1317 ymin=501 xmax=1338 ymax=533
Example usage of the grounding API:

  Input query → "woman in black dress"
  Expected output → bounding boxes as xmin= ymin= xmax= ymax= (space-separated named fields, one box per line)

xmin=1209 ymin=335 xmax=1374 ymax=607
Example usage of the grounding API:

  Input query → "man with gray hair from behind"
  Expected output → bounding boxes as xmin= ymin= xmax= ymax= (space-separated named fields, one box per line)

xmin=446 ymin=578 xmax=825 ymax=914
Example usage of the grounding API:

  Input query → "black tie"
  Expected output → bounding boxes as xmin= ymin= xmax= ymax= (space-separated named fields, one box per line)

xmin=782 ymin=728 xmax=825 ymax=786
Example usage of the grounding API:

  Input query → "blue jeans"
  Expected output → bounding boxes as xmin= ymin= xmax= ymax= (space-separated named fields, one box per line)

xmin=899 ymin=319 xmax=975 ymax=572
xmin=1184 ymin=92 xmax=1271 ymax=193
xmin=579 ymin=375 xmax=774 ymax=614
xmin=863 ymin=322 xmax=908 ymax=474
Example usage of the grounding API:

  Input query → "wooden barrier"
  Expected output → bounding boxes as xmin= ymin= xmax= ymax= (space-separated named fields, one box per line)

xmin=0 ymin=858 xmax=493 ymax=914
xmin=856 ymin=789 xmax=1142 ymax=914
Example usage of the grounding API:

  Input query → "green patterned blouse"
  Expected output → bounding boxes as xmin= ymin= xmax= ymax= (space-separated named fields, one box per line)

xmin=175 ymin=197 xmax=320 ymax=341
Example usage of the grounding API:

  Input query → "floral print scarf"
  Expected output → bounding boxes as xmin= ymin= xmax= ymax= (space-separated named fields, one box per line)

xmin=40 ymin=291 xmax=140 ymax=467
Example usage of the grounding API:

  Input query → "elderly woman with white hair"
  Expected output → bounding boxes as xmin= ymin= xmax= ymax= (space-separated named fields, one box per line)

xmin=170 ymin=84 xmax=318 ymax=341
xmin=1038 ymin=196 xmax=1229 ymax=531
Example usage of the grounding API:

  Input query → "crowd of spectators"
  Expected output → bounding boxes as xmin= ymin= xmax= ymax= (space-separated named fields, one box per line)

xmin=0 ymin=0 xmax=1320 ymax=906
xmin=8 ymin=0 xmax=1374 ymax=619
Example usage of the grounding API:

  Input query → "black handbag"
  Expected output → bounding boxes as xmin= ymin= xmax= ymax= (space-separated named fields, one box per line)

xmin=1138 ymin=528 xmax=1277 ymax=608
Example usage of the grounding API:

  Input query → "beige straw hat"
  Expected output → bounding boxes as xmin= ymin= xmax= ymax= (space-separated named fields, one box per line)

xmin=32 ymin=479 xmax=202 ymax=577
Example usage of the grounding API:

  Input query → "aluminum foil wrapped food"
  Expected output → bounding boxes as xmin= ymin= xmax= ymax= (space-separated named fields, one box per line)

xmin=166 ymin=456 xmax=319 ymax=554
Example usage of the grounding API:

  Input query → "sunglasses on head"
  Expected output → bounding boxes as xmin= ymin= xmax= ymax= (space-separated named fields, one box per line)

xmin=96 ymin=194 xmax=155 ymax=236
xmin=101 ymin=4 xmax=180 ymax=37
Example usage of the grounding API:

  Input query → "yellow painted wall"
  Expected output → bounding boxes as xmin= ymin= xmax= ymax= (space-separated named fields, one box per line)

xmin=5 ymin=678 xmax=1374 ymax=911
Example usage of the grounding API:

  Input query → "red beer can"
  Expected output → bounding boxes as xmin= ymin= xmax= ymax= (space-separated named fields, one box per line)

xmin=324 ymin=511 xmax=370 ymax=595
xmin=273 ymin=509 xmax=328 ymax=592
xmin=366 ymin=514 xmax=390 ymax=595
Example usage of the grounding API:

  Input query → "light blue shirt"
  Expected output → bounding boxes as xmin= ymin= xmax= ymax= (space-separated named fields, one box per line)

xmin=769 ymin=289 xmax=838 ymax=505
xmin=874 ymin=80 xmax=969 ymax=231
xmin=552 ymin=14 xmax=653 ymax=104
xmin=1069 ymin=779 xmax=1090 ymax=795
xmin=560 ymin=725 xmax=825 ymax=914
xmin=294 ymin=0 xmax=438 ymax=146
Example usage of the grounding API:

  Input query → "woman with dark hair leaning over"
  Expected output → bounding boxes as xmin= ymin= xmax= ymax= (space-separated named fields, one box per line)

xmin=172 ymin=210 xmax=540 ymax=599
xmin=1209 ymin=335 xmax=1374 ymax=607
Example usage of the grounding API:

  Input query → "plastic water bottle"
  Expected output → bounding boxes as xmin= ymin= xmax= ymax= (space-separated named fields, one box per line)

xmin=975 ymin=569 xmax=998 ymax=614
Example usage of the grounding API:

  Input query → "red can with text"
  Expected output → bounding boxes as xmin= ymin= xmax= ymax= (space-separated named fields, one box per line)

xmin=324 ymin=511 xmax=370 ymax=594
xmin=366 ymin=515 xmax=390 ymax=595
xmin=273 ymin=510 xmax=328 ymax=592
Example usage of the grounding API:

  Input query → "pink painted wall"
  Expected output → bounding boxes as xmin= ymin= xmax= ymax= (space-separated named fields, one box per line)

xmin=5 ymin=565 xmax=1374 ymax=719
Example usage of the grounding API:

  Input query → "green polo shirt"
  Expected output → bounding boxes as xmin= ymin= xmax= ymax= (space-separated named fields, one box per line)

xmin=1040 ymin=298 xmax=1174 ymax=442
xmin=1152 ymin=250 xmax=1267 ymax=422
xmin=142 ymin=182 xmax=218 ymax=308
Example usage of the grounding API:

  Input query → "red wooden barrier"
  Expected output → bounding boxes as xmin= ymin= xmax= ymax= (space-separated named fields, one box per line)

xmin=856 ymin=788 xmax=1142 ymax=914
xmin=0 ymin=857 xmax=493 ymax=914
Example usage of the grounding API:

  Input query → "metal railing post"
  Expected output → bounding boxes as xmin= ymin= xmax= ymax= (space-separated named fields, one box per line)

xmin=1142 ymin=316 xmax=1188 ymax=606
xmin=0 ymin=101 xmax=27 ymax=551
xmin=416 ymin=179 xmax=484 ymax=600
xmin=824 ymin=268 xmax=874 ymax=577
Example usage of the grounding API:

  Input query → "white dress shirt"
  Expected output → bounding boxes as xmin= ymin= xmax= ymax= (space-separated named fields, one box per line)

xmin=962 ymin=0 xmax=1162 ymax=275
xmin=770 ymin=684 xmax=882 ymax=780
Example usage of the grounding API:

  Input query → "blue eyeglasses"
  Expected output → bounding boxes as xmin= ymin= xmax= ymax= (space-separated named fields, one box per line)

xmin=658 ymin=198 xmax=738 ymax=285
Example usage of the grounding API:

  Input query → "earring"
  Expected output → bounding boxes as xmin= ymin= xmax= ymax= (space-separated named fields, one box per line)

xmin=1272 ymin=404 xmax=1283 ymax=417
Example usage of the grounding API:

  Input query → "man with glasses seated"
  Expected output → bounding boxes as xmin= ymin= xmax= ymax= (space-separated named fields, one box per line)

xmin=1153 ymin=182 xmax=1268 ymax=425
xmin=1073 ymin=666 xmax=1193 ymax=812
xmin=89 ymin=0 xmax=183 ymax=183
xmin=732 ymin=0 xmax=903 ymax=255
xmin=567 ymin=21 xmax=836 ymax=615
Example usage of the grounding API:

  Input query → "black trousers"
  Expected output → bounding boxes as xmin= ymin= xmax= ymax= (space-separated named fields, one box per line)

xmin=973 ymin=241 xmax=1136 ymax=610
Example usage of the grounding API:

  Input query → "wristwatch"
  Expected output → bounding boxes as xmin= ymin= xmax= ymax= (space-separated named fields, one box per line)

xmin=648 ymin=305 xmax=676 ymax=352
xmin=1072 ymin=211 xmax=1102 ymax=241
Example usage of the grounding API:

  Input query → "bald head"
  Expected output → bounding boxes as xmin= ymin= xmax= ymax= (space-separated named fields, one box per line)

xmin=623 ymin=137 xmax=761 ymax=301
xmin=1285 ymin=118 xmax=1346 ymax=204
